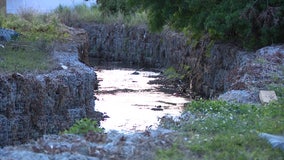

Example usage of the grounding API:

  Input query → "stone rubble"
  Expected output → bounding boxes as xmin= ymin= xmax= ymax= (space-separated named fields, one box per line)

xmin=0 ymin=129 xmax=179 ymax=160
xmin=219 ymin=45 xmax=284 ymax=104
xmin=0 ymin=25 xmax=99 ymax=147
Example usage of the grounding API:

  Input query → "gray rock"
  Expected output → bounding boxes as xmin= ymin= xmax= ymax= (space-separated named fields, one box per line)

xmin=0 ymin=26 xmax=99 ymax=147
xmin=0 ymin=150 xmax=50 ymax=160
xmin=259 ymin=90 xmax=278 ymax=104
xmin=218 ymin=90 xmax=259 ymax=104
xmin=0 ymin=28 xmax=19 ymax=41
xmin=259 ymin=133 xmax=284 ymax=151
xmin=0 ymin=128 xmax=178 ymax=160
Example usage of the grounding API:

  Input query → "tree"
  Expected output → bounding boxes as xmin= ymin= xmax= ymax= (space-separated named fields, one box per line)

xmin=127 ymin=0 xmax=284 ymax=49
xmin=97 ymin=0 xmax=133 ymax=15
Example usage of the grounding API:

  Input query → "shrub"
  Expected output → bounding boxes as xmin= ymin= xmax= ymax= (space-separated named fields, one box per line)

xmin=63 ymin=118 xmax=104 ymax=135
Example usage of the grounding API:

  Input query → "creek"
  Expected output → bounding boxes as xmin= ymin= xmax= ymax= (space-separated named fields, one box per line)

xmin=91 ymin=60 xmax=190 ymax=133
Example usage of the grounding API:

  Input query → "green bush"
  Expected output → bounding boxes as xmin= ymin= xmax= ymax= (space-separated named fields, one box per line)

xmin=63 ymin=118 xmax=104 ymax=135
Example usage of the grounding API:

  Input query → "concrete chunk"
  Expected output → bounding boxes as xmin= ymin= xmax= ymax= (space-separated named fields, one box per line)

xmin=259 ymin=90 xmax=278 ymax=104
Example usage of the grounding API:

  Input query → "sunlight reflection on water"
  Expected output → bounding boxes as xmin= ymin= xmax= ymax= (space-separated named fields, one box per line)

xmin=94 ymin=68 xmax=189 ymax=133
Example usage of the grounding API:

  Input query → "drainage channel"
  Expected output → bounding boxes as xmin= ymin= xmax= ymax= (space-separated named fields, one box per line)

xmin=92 ymin=61 xmax=190 ymax=133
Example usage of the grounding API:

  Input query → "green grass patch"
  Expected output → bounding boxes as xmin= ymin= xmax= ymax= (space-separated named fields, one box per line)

xmin=157 ymin=98 xmax=284 ymax=159
xmin=156 ymin=143 xmax=185 ymax=160
xmin=0 ymin=43 xmax=53 ymax=73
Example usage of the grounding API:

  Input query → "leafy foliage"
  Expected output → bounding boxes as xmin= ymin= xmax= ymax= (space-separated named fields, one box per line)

xmin=63 ymin=118 xmax=104 ymax=135
xmin=128 ymin=0 xmax=284 ymax=49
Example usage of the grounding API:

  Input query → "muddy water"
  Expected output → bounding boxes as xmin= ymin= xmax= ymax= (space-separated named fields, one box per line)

xmin=93 ymin=62 xmax=189 ymax=133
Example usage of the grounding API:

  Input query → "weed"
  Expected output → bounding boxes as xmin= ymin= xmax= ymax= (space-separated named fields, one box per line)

xmin=205 ymin=40 xmax=215 ymax=58
xmin=164 ymin=67 xmax=182 ymax=80
xmin=63 ymin=118 xmax=104 ymax=135
xmin=156 ymin=143 xmax=185 ymax=160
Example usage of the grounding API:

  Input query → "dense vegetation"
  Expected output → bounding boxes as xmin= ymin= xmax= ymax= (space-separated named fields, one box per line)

xmin=98 ymin=0 xmax=284 ymax=49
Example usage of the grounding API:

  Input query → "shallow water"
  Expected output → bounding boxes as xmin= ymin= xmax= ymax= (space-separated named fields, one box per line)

xmin=93 ymin=64 xmax=189 ymax=133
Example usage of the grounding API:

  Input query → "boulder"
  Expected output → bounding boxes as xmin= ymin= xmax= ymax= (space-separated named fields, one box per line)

xmin=0 ymin=28 xmax=19 ymax=41
xmin=259 ymin=90 xmax=278 ymax=104
xmin=218 ymin=90 xmax=259 ymax=104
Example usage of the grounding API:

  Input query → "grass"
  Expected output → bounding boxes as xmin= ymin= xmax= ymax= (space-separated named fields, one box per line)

xmin=156 ymin=97 xmax=284 ymax=159
xmin=0 ymin=42 xmax=53 ymax=73
xmin=54 ymin=4 xmax=147 ymax=26
xmin=0 ymin=9 xmax=69 ymax=73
